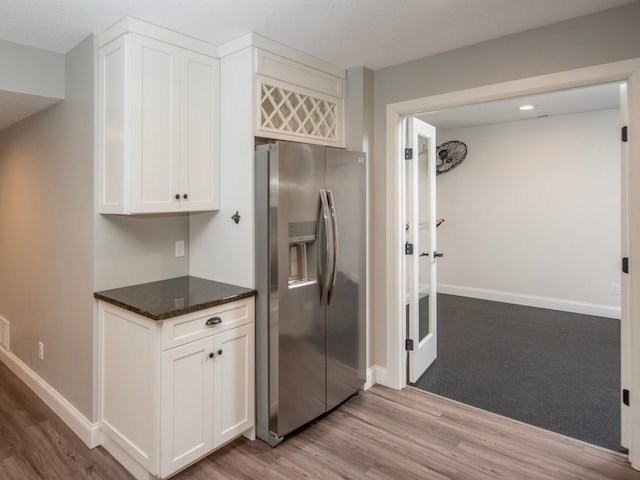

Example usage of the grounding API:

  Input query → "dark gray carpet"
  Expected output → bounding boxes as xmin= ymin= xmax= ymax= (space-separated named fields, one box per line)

xmin=412 ymin=294 xmax=622 ymax=452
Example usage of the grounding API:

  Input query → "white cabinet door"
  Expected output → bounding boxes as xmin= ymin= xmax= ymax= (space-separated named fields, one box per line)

xmin=160 ymin=322 xmax=254 ymax=477
xmin=179 ymin=50 xmax=220 ymax=211
xmin=160 ymin=336 xmax=214 ymax=477
xmin=212 ymin=323 xmax=255 ymax=448
xmin=99 ymin=31 xmax=220 ymax=215
xmin=130 ymin=34 xmax=181 ymax=213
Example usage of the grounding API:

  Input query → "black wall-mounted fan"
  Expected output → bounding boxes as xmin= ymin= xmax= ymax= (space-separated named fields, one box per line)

xmin=436 ymin=140 xmax=467 ymax=175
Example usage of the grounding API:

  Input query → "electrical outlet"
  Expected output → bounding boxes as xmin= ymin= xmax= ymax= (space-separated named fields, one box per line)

xmin=0 ymin=317 xmax=9 ymax=351
xmin=611 ymin=283 xmax=621 ymax=295
xmin=175 ymin=240 xmax=185 ymax=258
xmin=38 ymin=341 xmax=44 ymax=360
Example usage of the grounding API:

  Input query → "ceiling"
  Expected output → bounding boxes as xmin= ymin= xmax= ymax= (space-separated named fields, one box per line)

xmin=0 ymin=0 xmax=635 ymax=70
xmin=419 ymin=82 xmax=623 ymax=130
xmin=0 ymin=0 xmax=634 ymax=132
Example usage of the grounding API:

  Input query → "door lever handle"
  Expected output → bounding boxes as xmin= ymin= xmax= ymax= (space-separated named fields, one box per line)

xmin=434 ymin=251 xmax=444 ymax=258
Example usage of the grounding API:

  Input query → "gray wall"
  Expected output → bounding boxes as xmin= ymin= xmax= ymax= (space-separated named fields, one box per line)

xmin=345 ymin=66 xmax=375 ymax=372
xmin=346 ymin=66 xmax=374 ymax=154
xmin=93 ymin=213 xmax=189 ymax=292
xmin=0 ymin=38 xmax=64 ymax=98
xmin=0 ymin=39 xmax=65 ymax=130
xmin=0 ymin=36 xmax=95 ymax=418
xmin=436 ymin=109 xmax=621 ymax=312
xmin=371 ymin=1 xmax=640 ymax=367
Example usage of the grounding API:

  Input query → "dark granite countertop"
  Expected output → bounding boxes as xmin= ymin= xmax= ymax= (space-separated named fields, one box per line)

xmin=94 ymin=276 xmax=256 ymax=320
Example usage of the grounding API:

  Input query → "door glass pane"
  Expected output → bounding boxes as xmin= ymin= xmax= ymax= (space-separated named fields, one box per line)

xmin=418 ymin=138 xmax=431 ymax=342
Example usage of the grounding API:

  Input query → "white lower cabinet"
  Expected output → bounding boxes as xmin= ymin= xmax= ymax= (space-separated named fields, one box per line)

xmin=98 ymin=297 xmax=255 ymax=480
xmin=160 ymin=323 xmax=254 ymax=477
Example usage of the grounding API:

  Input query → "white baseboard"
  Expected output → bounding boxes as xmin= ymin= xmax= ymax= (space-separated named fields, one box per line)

xmin=364 ymin=367 xmax=375 ymax=390
xmin=438 ymin=284 xmax=621 ymax=320
xmin=0 ymin=347 xmax=101 ymax=449
xmin=369 ymin=365 xmax=403 ymax=390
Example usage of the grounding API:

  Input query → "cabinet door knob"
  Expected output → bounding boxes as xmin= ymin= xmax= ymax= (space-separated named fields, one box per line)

xmin=209 ymin=352 xmax=215 ymax=358
xmin=175 ymin=194 xmax=180 ymax=200
xmin=183 ymin=193 xmax=188 ymax=199
xmin=217 ymin=349 xmax=223 ymax=356
xmin=205 ymin=316 xmax=222 ymax=326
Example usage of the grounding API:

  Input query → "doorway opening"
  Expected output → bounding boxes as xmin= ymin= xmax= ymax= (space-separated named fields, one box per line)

xmin=385 ymin=60 xmax=640 ymax=466
xmin=405 ymin=82 xmax=623 ymax=451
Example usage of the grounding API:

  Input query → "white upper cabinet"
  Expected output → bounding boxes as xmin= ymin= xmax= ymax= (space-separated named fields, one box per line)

xmin=253 ymin=48 xmax=345 ymax=147
xmin=99 ymin=19 xmax=220 ymax=214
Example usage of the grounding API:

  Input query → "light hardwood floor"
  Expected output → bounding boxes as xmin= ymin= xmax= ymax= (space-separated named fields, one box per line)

xmin=1 ymin=361 xmax=639 ymax=479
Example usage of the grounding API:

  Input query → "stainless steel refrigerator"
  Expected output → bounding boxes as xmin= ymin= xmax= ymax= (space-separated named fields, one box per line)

xmin=254 ymin=140 xmax=366 ymax=446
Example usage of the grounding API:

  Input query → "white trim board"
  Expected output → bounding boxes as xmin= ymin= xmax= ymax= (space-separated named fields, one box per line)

xmin=438 ymin=284 xmax=621 ymax=320
xmin=364 ymin=367 xmax=375 ymax=391
xmin=367 ymin=365 xmax=393 ymax=390
xmin=0 ymin=347 xmax=101 ymax=449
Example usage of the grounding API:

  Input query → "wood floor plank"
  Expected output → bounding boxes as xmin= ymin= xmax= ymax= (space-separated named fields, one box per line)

xmin=175 ymin=385 xmax=640 ymax=480
xmin=1 ymin=358 xmax=639 ymax=479
xmin=2 ymin=454 xmax=45 ymax=480
xmin=0 ymin=362 xmax=133 ymax=480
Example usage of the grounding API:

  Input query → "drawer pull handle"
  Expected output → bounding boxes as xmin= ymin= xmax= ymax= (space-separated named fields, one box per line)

xmin=206 ymin=316 xmax=222 ymax=326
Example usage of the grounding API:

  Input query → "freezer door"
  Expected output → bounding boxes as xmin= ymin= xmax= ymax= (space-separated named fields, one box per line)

xmin=325 ymin=148 xmax=366 ymax=410
xmin=270 ymin=141 xmax=327 ymax=439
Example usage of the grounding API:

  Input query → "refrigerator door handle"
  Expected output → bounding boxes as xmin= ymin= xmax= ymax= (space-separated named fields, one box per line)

xmin=318 ymin=189 xmax=334 ymax=305
xmin=326 ymin=189 xmax=339 ymax=305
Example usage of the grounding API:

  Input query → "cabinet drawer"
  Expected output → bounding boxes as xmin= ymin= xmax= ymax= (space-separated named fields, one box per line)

xmin=160 ymin=297 xmax=254 ymax=350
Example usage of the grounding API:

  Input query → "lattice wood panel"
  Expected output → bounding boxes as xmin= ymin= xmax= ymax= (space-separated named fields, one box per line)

xmin=259 ymin=83 xmax=338 ymax=141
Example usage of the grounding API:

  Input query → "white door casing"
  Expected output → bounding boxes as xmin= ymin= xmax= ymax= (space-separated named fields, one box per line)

xmin=620 ymin=81 xmax=630 ymax=449
xmin=627 ymin=66 xmax=640 ymax=468
xmin=384 ymin=58 xmax=640 ymax=469
xmin=405 ymin=117 xmax=438 ymax=383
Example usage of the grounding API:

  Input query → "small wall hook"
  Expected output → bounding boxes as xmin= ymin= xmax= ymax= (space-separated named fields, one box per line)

xmin=231 ymin=211 xmax=241 ymax=224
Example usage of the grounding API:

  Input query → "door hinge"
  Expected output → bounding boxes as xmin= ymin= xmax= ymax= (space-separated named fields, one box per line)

xmin=623 ymin=389 xmax=630 ymax=406
xmin=623 ymin=257 xmax=629 ymax=274
xmin=405 ymin=242 xmax=414 ymax=255
xmin=622 ymin=126 xmax=628 ymax=142
xmin=405 ymin=339 xmax=414 ymax=351
xmin=404 ymin=148 xmax=413 ymax=160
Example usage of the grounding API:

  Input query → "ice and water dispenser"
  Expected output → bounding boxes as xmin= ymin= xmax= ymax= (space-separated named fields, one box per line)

xmin=288 ymin=220 xmax=317 ymax=286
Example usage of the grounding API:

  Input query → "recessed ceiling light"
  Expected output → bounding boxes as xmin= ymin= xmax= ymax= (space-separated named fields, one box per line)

xmin=519 ymin=104 xmax=535 ymax=111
